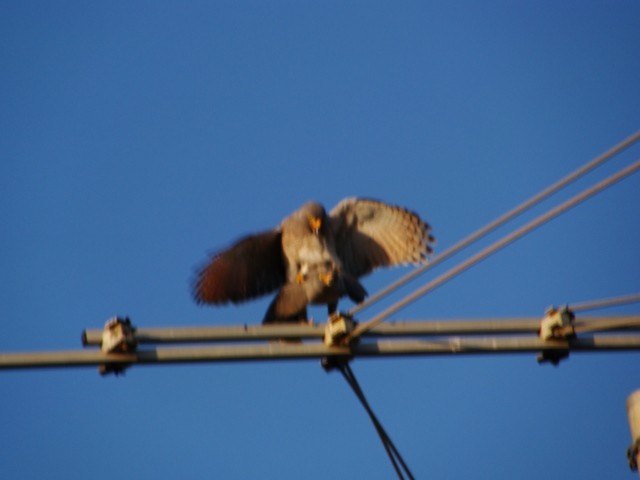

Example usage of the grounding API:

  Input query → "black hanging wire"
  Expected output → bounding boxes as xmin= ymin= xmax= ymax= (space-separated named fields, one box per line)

xmin=332 ymin=360 xmax=415 ymax=480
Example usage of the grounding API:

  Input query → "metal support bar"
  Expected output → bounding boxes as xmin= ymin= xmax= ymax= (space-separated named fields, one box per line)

xmin=81 ymin=316 xmax=640 ymax=346
xmin=3 ymin=334 xmax=640 ymax=370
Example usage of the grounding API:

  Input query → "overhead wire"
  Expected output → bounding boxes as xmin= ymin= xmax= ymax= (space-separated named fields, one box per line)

xmin=574 ymin=316 xmax=640 ymax=335
xmin=569 ymin=293 xmax=640 ymax=313
xmin=347 ymin=159 xmax=640 ymax=342
xmin=349 ymin=130 xmax=640 ymax=317
xmin=336 ymin=362 xmax=415 ymax=480
xmin=569 ymin=294 xmax=640 ymax=334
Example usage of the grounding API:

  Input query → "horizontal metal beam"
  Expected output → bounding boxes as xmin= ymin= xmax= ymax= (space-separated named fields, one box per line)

xmin=3 ymin=335 xmax=640 ymax=371
xmin=81 ymin=316 xmax=640 ymax=346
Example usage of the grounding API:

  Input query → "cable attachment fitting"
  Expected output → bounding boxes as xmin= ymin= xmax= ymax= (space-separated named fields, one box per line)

xmin=321 ymin=312 xmax=356 ymax=372
xmin=99 ymin=316 xmax=137 ymax=375
xmin=537 ymin=306 xmax=576 ymax=366
xmin=323 ymin=312 xmax=356 ymax=347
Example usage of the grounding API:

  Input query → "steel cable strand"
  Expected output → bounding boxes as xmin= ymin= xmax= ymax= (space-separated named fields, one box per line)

xmin=340 ymin=365 xmax=405 ymax=479
xmin=337 ymin=362 xmax=415 ymax=480
xmin=569 ymin=293 xmax=640 ymax=313
xmin=339 ymin=365 xmax=409 ymax=479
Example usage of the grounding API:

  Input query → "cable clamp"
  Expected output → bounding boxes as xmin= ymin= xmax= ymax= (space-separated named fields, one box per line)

xmin=537 ymin=306 xmax=575 ymax=365
xmin=321 ymin=312 xmax=356 ymax=371
xmin=100 ymin=316 xmax=137 ymax=375
xmin=323 ymin=312 xmax=356 ymax=347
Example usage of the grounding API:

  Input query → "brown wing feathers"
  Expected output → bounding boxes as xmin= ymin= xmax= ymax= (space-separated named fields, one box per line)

xmin=193 ymin=230 xmax=286 ymax=304
xmin=193 ymin=198 xmax=434 ymax=324
xmin=330 ymin=198 xmax=434 ymax=278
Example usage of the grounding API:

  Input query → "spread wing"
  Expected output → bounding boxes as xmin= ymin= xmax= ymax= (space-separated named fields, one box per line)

xmin=329 ymin=198 xmax=434 ymax=278
xmin=193 ymin=230 xmax=286 ymax=304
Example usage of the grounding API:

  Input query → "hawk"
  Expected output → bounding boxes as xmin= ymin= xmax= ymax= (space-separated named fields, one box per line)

xmin=193 ymin=198 xmax=435 ymax=323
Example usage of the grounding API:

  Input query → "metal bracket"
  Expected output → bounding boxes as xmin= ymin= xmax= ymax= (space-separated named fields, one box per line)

xmin=323 ymin=312 xmax=355 ymax=347
xmin=537 ymin=306 xmax=575 ymax=365
xmin=321 ymin=313 xmax=356 ymax=371
xmin=99 ymin=316 xmax=136 ymax=375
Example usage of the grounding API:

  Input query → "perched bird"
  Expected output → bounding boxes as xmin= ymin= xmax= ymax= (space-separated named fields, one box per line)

xmin=193 ymin=198 xmax=435 ymax=323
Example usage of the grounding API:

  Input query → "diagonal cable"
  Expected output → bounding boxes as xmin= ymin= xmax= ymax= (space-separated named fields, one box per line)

xmin=569 ymin=293 xmax=640 ymax=313
xmin=339 ymin=367 xmax=404 ymax=479
xmin=337 ymin=362 xmax=415 ymax=480
xmin=349 ymin=130 xmax=640 ymax=317
xmin=347 ymin=159 xmax=640 ymax=342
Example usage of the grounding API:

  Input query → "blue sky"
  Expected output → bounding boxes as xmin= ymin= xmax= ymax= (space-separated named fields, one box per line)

xmin=2 ymin=2 xmax=640 ymax=478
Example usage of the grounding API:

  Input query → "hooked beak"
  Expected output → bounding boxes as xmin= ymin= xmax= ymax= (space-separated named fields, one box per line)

xmin=307 ymin=214 xmax=322 ymax=234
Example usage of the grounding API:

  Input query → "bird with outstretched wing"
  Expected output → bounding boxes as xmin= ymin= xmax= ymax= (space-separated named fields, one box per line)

xmin=193 ymin=198 xmax=435 ymax=324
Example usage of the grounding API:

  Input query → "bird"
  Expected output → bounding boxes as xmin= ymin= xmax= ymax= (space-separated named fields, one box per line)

xmin=192 ymin=198 xmax=435 ymax=324
xmin=261 ymin=261 xmax=367 ymax=324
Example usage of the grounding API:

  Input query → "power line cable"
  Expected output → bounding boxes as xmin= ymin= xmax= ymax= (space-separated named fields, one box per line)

xmin=335 ymin=362 xmax=415 ymax=480
xmin=574 ymin=316 xmax=640 ymax=335
xmin=569 ymin=293 xmax=640 ymax=313
xmin=349 ymin=130 xmax=640 ymax=317
xmin=347 ymin=159 xmax=640 ymax=342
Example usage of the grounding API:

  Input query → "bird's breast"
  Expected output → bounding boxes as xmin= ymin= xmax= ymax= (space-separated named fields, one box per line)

xmin=298 ymin=244 xmax=330 ymax=264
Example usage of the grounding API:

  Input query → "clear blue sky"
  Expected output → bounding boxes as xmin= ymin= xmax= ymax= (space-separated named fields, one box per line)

xmin=2 ymin=2 xmax=640 ymax=479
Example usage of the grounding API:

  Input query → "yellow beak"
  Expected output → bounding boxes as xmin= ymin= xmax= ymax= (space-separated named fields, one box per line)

xmin=307 ymin=215 xmax=322 ymax=234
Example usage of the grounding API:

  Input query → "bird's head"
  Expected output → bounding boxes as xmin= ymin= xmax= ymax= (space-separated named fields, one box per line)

xmin=301 ymin=202 xmax=326 ymax=235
